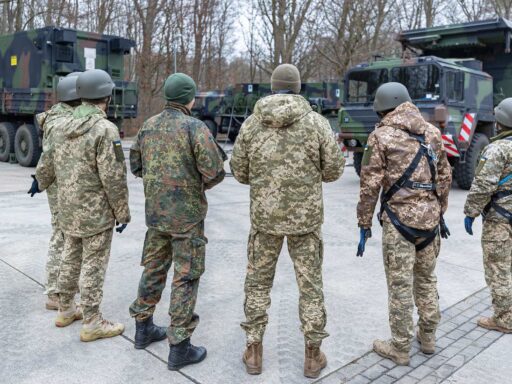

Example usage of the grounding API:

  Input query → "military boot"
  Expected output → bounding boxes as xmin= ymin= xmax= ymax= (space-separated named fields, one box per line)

xmin=46 ymin=294 xmax=59 ymax=310
xmin=417 ymin=329 xmax=436 ymax=354
xmin=242 ymin=342 xmax=263 ymax=375
xmin=55 ymin=304 xmax=83 ymax=327
xmin=477 ymin=317 xmax=512 ymax=334
xmin=168 ymin=338 xmax=207 ymax=371
xmin=80 ymin=316 xmax=125 ymax=342
xmin=373 ymin=339 xmax=410 ymax=366
xmin=134 ymin=316 xmax=167 ymax=349
xmin=304 ymin=344 xmax=327 ymax=378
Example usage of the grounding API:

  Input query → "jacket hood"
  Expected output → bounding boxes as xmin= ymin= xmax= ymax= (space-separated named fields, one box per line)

xmin=253 ymin=94 xmax=312 ymax=128
xmin=65 ymin=102 xmax=105 ymax=138
xmin=379 ymin=102 xmax=426 ymax=135
xmin=37 ymin=102 xmax=74 ymax=128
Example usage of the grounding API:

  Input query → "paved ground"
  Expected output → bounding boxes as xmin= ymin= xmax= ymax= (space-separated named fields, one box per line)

xmin=0 ymin=143 xmax=509 ymax=384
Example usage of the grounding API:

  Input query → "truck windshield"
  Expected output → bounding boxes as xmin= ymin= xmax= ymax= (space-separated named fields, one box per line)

xmin=390 ymin=65 xmax=440 ymax=100
xmin=346 ymin=69 xmax=388 ymax=103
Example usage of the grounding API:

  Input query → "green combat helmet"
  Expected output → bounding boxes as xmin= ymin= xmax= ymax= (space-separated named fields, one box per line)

xmin=373 ymin=82 xmax=412 ymax=113
xmin=76 ymin=69 xmax=115 ymax=99
xmin=494 ymin=98 xmax=512 ymax=129
xmin=57 ymin=76 xmax=79 ymax=102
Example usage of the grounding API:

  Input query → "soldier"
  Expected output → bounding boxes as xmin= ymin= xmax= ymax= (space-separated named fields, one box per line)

xmin=464 ymin=98 xmax=512 ymax=334
xmin=35 ymin=69 xmax=131 ymax=341
xmin=129 ymin=73 xmax=226 ymax=370
xmin=28 ymin=73 xmax=81 ymax=310
xmin=230 ymin=64 xmax=345 ymax=378
xmin=357 ymin=82 xmax=452 ymax=365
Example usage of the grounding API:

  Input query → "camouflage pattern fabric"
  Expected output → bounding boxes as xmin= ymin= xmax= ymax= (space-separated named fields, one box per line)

xmin=58 ymin=228 xmax=113 ymax=322
xmin=382 ymin=222 xmax=441 ymax=352
xmin=129 ymin=222 xmax=206 ymax=345
xmin=464 ymin=134 xmax=512 ymax=222
xmin=240 ymin=227 xmax=328 ymax=346
xmin=481 ymin=221 xmax=512 ymax=329
xmin=36 ymin=102 xmax=131 ymax=237
xmin=36 ymin=102 xmax=75 ymax=296
xmin=130 ymin=103 xmax=226 ymax=234
xmin=357 ymin=102 xmax=452 ymax=230
xmin=230 ymin=93 xmax=345 ymax=235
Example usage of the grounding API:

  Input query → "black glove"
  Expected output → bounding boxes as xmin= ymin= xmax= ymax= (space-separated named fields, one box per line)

xmin=440 ymin=217 xmax=450 ymax=239
xmin=356 ymin=228 xmax=372 ymax=257
xmin=464 ymin=216 xmax=474 ymax=236
xmin=115 ymin=221 xmax=128 ymax=234
xmin=27 ymin=175 xmax=41 ymax=197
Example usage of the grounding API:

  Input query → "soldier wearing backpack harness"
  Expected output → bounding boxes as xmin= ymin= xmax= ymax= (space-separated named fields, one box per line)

xmin=464 ymin=97 xmax=512 ymax=334
xmin=356 ymin=82 xmax=452 ymax=366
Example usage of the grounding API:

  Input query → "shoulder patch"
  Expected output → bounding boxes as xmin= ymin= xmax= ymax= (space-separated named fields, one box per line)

xmin=362 ymin=145 xmax=373 ymax=166
xmin=112 ymin=140 xmax=124 ymax=162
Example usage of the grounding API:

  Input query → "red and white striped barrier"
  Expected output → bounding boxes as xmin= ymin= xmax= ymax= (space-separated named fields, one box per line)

xmin=458 ymin=113 xmax=476 ymax=143
xmin=442 ymin=134 xmax=460 ymax=157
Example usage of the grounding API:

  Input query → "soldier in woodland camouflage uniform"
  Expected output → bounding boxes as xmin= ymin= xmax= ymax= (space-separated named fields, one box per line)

xmin=230 ymin=64 xmax=345 ymax=378
xmin=129 ymin=73 xmax=226 ymax=370
xmin=36 ymin=69 xmax=130 ymax=342
xmin=464 ymin=98 xmax=512 ymax=334
xmin=357 ymin=83 xmax=452 ymax=365
xmin=32 ymin=73 xmax=81 ymax=310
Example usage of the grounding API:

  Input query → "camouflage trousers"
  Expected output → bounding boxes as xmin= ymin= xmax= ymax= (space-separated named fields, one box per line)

xmin=482 ymin=221 xmax=512 ymax=329
xmin=241 ymin=227 xmax=328 ymax=346
xmin=58 ymin=228 xmax=113 ymax=322
xmin=382 ymin=222 xmax=441 ymax=352
xmin=45 ymin=214 xmax=64 ymax=296
xmin=129 ymin=222 xmax=207 ymax=345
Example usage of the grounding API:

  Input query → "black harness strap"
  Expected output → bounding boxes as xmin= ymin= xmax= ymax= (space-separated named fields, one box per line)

xmin=379 ymin=132 xmax=440 ymax=251
xmin=483 ymin=190 xmax=512 ymax=225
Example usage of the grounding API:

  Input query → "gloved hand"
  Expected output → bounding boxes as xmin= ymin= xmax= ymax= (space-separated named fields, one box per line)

xmin=115 ymin=221 xmax=128 ymax=234
xmin=464 ymin=216 xmax=475 ymax=235
xmin=27 ymin=175 xmax=41 ymax=197
xmin=356 ymin=228 xmax=372 ymax=257
xmin=440 ymin=217 xmax=450 ymax=239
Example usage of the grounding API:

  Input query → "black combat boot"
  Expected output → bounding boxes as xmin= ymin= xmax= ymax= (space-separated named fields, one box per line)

xmin=168 ymin=338 xmax=207 ymax=371
xmin=134 ymin=316 xmax=167 ymax=349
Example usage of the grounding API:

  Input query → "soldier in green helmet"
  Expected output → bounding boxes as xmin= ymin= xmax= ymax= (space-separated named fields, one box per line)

xmin=129 ymin=73 xmax=226 ymax=370
xmin=357 ymin=82 xmax=452 ymax=365
xmin=35 ymin=69 xmax=131 ymax=342
xmin=29 ymin=73 xmax=82 ymax=311
xmin=464 ymin=98 xmax=512 ymax=334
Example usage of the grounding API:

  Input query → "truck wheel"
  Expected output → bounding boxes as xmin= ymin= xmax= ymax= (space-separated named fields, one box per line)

xmin=454 ymin=133 xmax=489 ymax=190
xmin=0 ymin=122 xmax=16 ymax=162
xmin=353 ymin=152 xmax=363 ymax=176
xmin=15 ymin=124 xmax=42 ymax=167
xmin=228 ymin=130 xmax=238 ymax=143
xmin=204 ymin=120 xmax=218 ymax=138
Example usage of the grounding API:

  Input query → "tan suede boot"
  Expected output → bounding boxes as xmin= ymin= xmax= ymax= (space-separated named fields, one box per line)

xmin=417 ymin=329 xmax=436 ymax=354
xmin=55 ymin=304 xmax=83 ymax=327
xmin=373 ymin=339 xmax=410 ymax=366
xmin=477 ymin=317 xmax=512 ymax=333
xmin=243 ymin=342 xmax=262 ymax=375
xmin=304 ymin=344 xmax=327 ymax=378
xmin=45 ymin=294 xmax=59 ymax=310
xmin=80 ymin=315 xmax=125 ymax=342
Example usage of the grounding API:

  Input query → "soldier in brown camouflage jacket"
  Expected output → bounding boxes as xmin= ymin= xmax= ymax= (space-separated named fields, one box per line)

xmin=357 ymin=83 xmax=452 ymax=366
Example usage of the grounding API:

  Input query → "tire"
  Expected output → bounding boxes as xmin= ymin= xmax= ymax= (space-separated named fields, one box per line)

xmin=454 ymin=132 xmax=489 ymax=190
xmin=353 ymin=152 xmax=363 ymax=177
xmin=0 ymin=122 xmax=16 ymax=162
xmin=204 ymin=119 xmax=218 ymax=138
xmin=228 ymin=129 xmax=238 ymax=143
xmin=15 ymin=124 xmax=42 ymax=167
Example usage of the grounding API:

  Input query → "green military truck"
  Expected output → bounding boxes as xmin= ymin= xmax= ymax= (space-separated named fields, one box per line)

xmin=0 ymin=27 xmax=138 ymax=166
xmin=192 ymin=81 xmax=340 ymax=142
xmin=338 ymin=18 xmax=512 ymax=189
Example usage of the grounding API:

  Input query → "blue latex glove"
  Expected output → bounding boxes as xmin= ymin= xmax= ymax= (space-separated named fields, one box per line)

xmin=27 ymin=175 xmax=41 ymax=197
xmin=464 ymin=216 xmax=474 ymax=235
xmin=356 ymin=228 xmax=372 ymax=257
xmin=115 ymin=221 xmax=128 ymax=234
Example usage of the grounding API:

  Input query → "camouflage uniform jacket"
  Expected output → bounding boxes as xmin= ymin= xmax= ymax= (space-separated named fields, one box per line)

xmin=36 ymin=102 xmax=75 ymax=220
xmin=357 ymin=102 xmax=452 ymax=230
xmin=464 ymin=131 xmax=512 ymax=222
xmin=230 ymin=94 xmax=345 ymax=236
xmin=36 ymin=102 xmax=131 ymax=237
xmin=130 ymin=103 xmax=226 ymax=234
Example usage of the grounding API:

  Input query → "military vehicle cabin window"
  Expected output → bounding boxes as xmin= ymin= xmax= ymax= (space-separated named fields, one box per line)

xmin=390 ymin=65 xmax=440 ymax=100
xmin=446 ymin=71 xmax=464 ymax=101
xmin=347 ymin=69 xmax=388 ymax=103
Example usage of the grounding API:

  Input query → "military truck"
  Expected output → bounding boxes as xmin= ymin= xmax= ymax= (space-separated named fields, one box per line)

xmin=338 ymin=18 xmax=512 ymax=190
xmin=0 ymin=27 xmax=138 ymax=166
xmin=193 ymin=82 xmax=340 ymax=142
